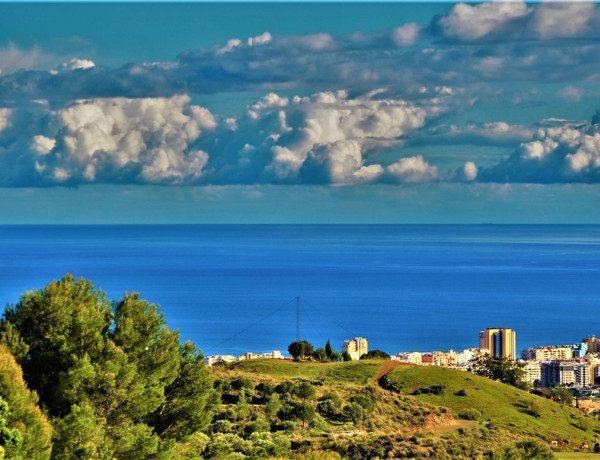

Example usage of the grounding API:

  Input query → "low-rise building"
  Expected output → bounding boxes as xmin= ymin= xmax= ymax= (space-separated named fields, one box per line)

xmin=394 ymin=352 xmax=422 ymax=365
xmin=204 ymin=354 xmax=236 ymax=366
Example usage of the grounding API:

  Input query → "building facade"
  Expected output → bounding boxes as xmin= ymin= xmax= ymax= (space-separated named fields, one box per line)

xmin=479 ymin=328 xmax=517 ymax=360
xmin=522 ymin=346 xmax=573 ymax=361
xmin=541 ymin=360 xmax=575 ymax=387
xmin=522 ymin=361 xmax=541 ymax=385
xmin=343 ymin=337 xmax=368 ymax=361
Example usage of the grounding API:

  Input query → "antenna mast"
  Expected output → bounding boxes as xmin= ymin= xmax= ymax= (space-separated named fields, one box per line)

xmin=296 ymin=296 xmax=301 ymax=341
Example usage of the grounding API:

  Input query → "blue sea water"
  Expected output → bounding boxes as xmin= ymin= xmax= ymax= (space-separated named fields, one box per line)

xmin=0 ymin=225 xmax=599 ymax=356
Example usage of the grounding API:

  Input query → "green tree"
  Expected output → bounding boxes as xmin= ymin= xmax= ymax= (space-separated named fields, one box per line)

xmin=470 ymin=352 xmax=525 ymax=388
xmin=288 ymin=341 xmax=314 ymax=361
xmin=325 ymin=340 xmax=333 ymax=359
xmin=550 ymin=386 xmax=573 ymax=405
xmin=297 ymin=382 xmax=316 ymax=401
xmin=256 ymin=382 xmax=275 ymax=399
xmin=2 ymin=274 xmax=217 ymax=459
xmin=275 ymin=381 xmax=298 ymax=396
xmin=341 ymin=351 xmax=352 ymax=362
xmin=293 ymin=403 xmax=316 ymax=428
xmin=230 ymin=378 xmax=254 ymax=392
xmin=0 ymin=343 xmax=52 ymax=460
xmin=265 ymin=394 xmax=282 ymax=418
xmin=360 ymin=349 xmax=390 ymax=360
xmin=313 ymin=348 xmax=328 ymax=361
xmin=0 ymin=398 xmax=23 ymax=459
xmin=343 ymin=402 xmax=365 ymax=426
xmin=150 ymin=341 xmax=219 ymax=442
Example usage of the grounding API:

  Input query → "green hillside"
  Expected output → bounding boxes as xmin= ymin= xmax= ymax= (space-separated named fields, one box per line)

xmin=210 ymin=359 xmax=600 ymax=459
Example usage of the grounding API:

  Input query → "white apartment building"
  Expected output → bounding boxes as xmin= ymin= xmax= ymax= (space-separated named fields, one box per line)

xmin=343 ymin=337 xmax=368 ymax=361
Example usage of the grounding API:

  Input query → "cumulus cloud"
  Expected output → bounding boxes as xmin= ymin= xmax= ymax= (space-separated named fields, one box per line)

xmin=215 ymin=89 xmax=437 ymax=185
xmin=0 ymin=95 xmax=216 ymax=185
xmin=435 ymin=1 xmax=531 ymax=42
xmin=0 ymin=90 xmax=446 ymax=186
xmin=61 ymin=58 xmax=95 ymax=71
xmin=433 ymin=1 xmax=599 ymax=42
xmin=478 ymin=112 xmax=600 ymax=183
xmin=385 ymin=155 xmax=438 ymax=183
xmin=460 ymin=161 xmax=478 ymax=181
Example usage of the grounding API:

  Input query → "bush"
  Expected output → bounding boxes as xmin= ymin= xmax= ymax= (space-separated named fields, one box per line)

xmin=230 ymin=378 xmax=254 ymax=392
xmin=297 ymin=382 xmax=316 ymax=401
xmin=457 ymin=409 xmax=480 ymax=421
xmin=256 ymin=382 xmax=275 ymax=399
xmin=454 ymin=389 xmax=467 ymax=397
xmin=275 ymin=381 xmax=298 ymax=396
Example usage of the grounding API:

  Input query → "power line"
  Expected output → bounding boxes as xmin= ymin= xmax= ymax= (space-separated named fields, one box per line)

xmin=302 ymin=298 xmax=359 ymax=338
xmin=203 ymin=297 xmax=297 ymax=354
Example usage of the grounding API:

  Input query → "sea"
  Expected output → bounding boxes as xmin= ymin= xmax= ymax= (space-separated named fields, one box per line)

xmin=0 ymin=224 xmax=599 ymax=357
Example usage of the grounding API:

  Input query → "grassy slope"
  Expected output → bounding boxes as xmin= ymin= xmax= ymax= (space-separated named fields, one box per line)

xmin=218 ymin=359 xmax=384 ymax=385
xmin=385 ymin=364 xmax=598 ymax=447
xmin=211 ymin=359 xmax=600 ymax=455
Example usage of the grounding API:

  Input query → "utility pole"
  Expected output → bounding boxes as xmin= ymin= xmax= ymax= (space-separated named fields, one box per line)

xmin=296 ymin=296 xmax=301 ymax=341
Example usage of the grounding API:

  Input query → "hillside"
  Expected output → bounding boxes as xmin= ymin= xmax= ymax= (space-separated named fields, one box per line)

xmin=209 ymin=359 xmax=600 ymax=459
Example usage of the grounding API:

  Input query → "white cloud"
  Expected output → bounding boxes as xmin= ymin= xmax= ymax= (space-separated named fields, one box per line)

xmin=30 ymin=94 xmax=216 ymax=184
xmin=62 ymin=58 xmax=95 ymax=71
xmin=392 ymin=23 xmax=420 ymax=46
xmin=462 ymin=161 xmax=478 ymax=181
xmin=559 ymin=86 xmax=585 ymax=102
xmin=0 ymin=108 xmax=11 ymax=134
xmin=531 ymin=2 xmax=595 ymax=39
xmin=437 ymin=1 xmax=530 ymax=42
xmin=247 ymin=32 xmax=272 ymax=46
xmin=479 ymin=115 xmax=600 ymax=183
xmin=31 ymin=135 xmax=55 ymax=155
xmin=386 ymin=155 xmax=438 ymax=183
xmin=0 ymin=44 xmax=44 ymax=72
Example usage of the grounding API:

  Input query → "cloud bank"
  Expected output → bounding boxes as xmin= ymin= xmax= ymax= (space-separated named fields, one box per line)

xmin=0 ymin=91 xmax=446 ymax=186
xmin=2 ymin=2 xmax=600 ymax=187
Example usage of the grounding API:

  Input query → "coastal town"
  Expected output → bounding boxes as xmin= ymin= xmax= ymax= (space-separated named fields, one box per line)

xmin=205 ymin=328 xmax=600 ymax=394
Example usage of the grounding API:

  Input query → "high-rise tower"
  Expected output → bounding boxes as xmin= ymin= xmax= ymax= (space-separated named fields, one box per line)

xmin=479 ymin=328 xmax=516 ymax=360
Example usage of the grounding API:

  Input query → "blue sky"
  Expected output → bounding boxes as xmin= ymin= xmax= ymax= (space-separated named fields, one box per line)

xmin=1 ymin=2 xmax=600 ymax=223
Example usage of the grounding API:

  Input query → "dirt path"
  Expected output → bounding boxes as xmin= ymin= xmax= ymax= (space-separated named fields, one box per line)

xmin=373 ymin=360 xmax=399 ymax=385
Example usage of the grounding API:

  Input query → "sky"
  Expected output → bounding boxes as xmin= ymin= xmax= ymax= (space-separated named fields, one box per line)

xmin=1 ymin=2 xmax=600 ymax=223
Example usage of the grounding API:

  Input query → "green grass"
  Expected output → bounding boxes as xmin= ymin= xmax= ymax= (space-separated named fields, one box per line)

xmin=210 ymin=359 xmax=600 ymax=456
xmin=384 ymin=364 xmax=599 ymax=447
xmin=217 ymin=359 xmax=385 ymax=385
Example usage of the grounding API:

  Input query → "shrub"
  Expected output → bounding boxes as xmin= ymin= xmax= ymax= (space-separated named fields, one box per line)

xmin=457 ymin=409 xmax=480 ymax=421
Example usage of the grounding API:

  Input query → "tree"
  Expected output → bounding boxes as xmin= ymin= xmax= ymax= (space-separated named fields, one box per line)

xmin=293 ymin=403 xmax=316 ymax=428
xmin=297 ymin=382 xmax=316 ymax=401
xmin=313 ymin=348 xmax=328 ymax=361
xmin=360 ymin=349 xmax=390 ymax=360
xmin=341 ymin=351 xmax=352 ymax=362
xmin=2 ymin=274 xmax=217 ymax=459
xmin=265 ymin=394 xmax=282 ymax=417
xmin=325 ymin=340 xmax=333 ymax=359
xmin=256 ymin=382 xmax=275 ymax=399
xmin=470 ymin=352 xmax=525 ymax=388
xmin=343 ymin=402 xmax=365 ymax=426
xmin=288 ymin=341 xmax=314 ymax=361
xmin=0 ymin=397 xmax=24 ymax=459
xmin=0 ymin=343 xmax=52 ymax=460
xmin=550 ymin=386 xmax=573 ymax=405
